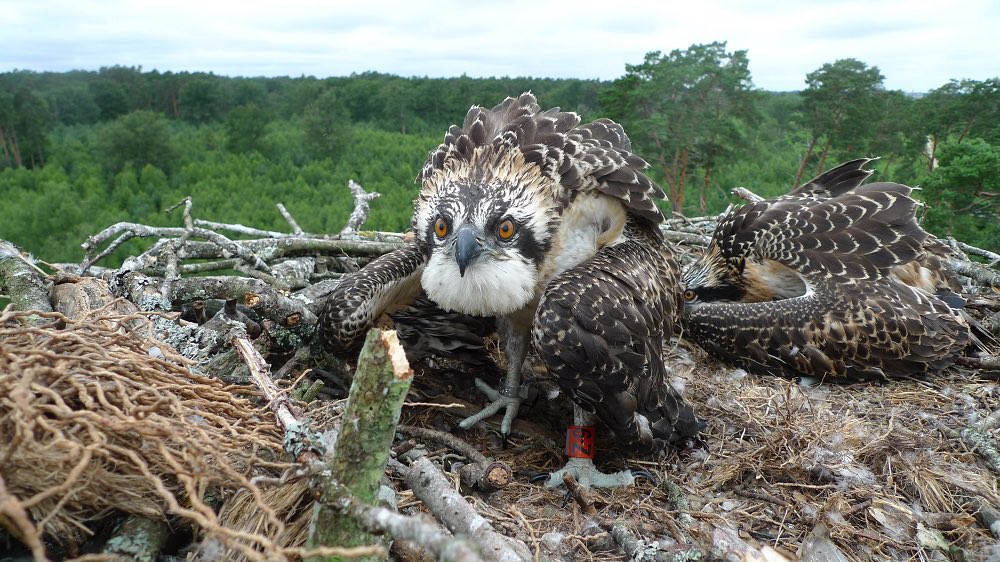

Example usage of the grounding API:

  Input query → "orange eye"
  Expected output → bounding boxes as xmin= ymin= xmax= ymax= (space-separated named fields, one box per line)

xmin=434 ymin=217 xmax=448 ymax=238
xmin=683 ymin=290 xmax=696 ymax=301
xmin=497 ymin=219 xmax=516 ymax=240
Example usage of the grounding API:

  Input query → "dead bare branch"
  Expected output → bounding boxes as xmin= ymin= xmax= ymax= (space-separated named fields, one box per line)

xmin=341 ymin=179 xmax=381 ymax=235
xmin=276 ymin=203 xmax=305 ymax=236
xmin=397 ymin=425 xmax=513 ymax=492
xmin=731 ymin=186 xmax=765 ymax=203
xmin=402 ymin=456 xmax=532 ymax=562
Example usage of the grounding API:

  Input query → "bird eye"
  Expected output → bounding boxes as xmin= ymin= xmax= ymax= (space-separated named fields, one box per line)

xmin=497 ymin=219 xmax=516 ymax=240
xmin=434 ymin=217 xmax=448 ymax=239
xmin=683 ymin=290 xmax=697 ymax=302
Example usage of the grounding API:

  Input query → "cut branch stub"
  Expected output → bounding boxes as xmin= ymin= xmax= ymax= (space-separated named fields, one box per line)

xmin=306 ymin=329 xmax=413 ymax=561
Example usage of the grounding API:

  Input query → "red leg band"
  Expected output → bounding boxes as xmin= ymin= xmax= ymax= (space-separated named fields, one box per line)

xmin=566 ymin=426 xmax=596 ymax=458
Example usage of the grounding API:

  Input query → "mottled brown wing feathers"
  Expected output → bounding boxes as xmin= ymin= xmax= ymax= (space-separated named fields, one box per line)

xmin=683 ymin=278 xmax=970 ymax=380
xmin=789 ymin=157 xmax=876 ymax=198
xmin=533 ymin=225 xmax=699 ymax=451
xmin=714 ymin=182 xmax=926 ymax=282
xmin=390 ymin=295 xmax=499 ymax=372
xmin=319 ymin=245 xmax=426 ymax=353
xmin=419 ymin=92 xmax=666 ymax=224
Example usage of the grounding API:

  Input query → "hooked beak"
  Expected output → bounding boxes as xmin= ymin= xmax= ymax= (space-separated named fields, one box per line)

xmin=455 ymin=226 xmax=483 ymax=277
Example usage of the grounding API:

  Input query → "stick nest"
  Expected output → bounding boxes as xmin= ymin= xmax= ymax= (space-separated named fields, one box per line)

xmin=0 ymin=306 xmax=295 ymax=561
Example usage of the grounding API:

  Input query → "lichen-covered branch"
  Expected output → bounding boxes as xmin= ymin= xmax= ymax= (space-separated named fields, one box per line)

xmin=731 ymin=186 xmax=765 ymax=203
xmin=397 ymin=425 xmax=513 ymax=492
xmin=231 ymin=336 xmax=316 ymax=460
xmin=402 ymin=456 xmax=532 ymax=562
xmin=277 ymin=203 xmax=305 ymax=235
xmin=102 ymin=515 xmax=170 ymax=562
xmin=0 ymin=239 xmax=52 ymax=323
xmin=307 ymin=329 xmax=414 ymax=560
xmin=168 ymin=275 xmax=317 ymax=328
xmin=948 ymin=258 xmax=1000 ymax=289
xmin=345 ymin=499 xmax=484 ymax=562
xmin=341 ymin=180 xmax=381 ymax=235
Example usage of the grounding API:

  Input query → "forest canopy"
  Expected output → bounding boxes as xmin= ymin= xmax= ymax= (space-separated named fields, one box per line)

xmin=1 ymin=42 xmax=998 ymax=264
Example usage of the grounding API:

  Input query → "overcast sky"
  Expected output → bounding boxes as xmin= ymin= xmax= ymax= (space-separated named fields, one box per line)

xmin=3 ymin=0 xmax=998 ymax=92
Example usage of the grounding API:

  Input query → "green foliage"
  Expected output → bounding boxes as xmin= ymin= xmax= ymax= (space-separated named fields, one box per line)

xmin=602 ymin=42 xmax=757 ymax=213
xmin=797 ymin=58 xmax=887 ymax=178
xmin=96 ymin=110 xmax=176 ymax=175
xmin=918 ymin=137 xmax=1000 ymax=249
xmin=89 ymin=79 xmax=131 ymax=120
xmin=46 ymin=84 xmax=100 ymax=125
xmin=0 ymin=88 xmax=54 ymax=168
xmin=224 ymin=103 xmax=272 ymax=154
xmin=1 ymin=65 xmax=999 ymax=263
xmin=918 ymin=78 xmax=1000 ymax=143
xmin=179 ymin=78 xmax=225 ymax=123
xmin=803 ymin=59 xmax=885 ymax=141
xmin=302 ymin=89 xmax=353 ymax=160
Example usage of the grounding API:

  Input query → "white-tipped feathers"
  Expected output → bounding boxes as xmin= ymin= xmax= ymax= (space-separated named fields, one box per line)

xmin=682 ymin=159 xmax=971 ymax=380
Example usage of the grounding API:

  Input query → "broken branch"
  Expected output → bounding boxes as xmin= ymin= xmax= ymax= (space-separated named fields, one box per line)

xmin=307 ymin=329 xmax=413 ymax=559
xmin=402 ymin=456 xmax=531 ymax=562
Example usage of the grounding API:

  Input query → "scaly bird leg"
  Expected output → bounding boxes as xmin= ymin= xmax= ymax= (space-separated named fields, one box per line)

xmin=533 ymin=404 xmax=657 ymax=489
xmin=458 ymin=321 xmax=528 ymax=436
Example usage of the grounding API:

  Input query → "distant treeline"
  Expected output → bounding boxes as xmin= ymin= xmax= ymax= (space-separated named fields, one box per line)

xmin=1 ymin=42 xmax=998 ymax=263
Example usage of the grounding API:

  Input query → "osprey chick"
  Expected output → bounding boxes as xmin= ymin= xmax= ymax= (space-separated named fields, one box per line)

xmin=321 ymin=93 xmax=700 ymax=487
xmin=681 ymin=159 xmax=971 ymax=380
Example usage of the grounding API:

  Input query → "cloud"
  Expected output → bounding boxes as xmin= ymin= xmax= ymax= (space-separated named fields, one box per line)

xmin=1 ymin=0 xmax=997 ymax=91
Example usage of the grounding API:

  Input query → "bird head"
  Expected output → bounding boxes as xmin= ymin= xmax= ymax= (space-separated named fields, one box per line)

xmin=412 ymin=92 xmax=663 ymax=316
xmin=413 ymin=150 xmax=559 ymax=316
xmin=681 ymin=245 xmax=746 ymax=306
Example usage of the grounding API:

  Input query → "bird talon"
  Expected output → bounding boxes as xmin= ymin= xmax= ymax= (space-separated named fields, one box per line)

xmin=458 ymin=379 xmax=524 ymax=433
xmin=561 ymin=489 xmax=574 ymax=509
xmin=529 ymin=472 xmax=551 ymax=485
xmin=629 ymin=468 xmax=658 ymax=486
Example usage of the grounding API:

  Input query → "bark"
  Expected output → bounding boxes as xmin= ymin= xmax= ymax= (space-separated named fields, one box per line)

xmin=232 ymin=335 xmax=313 ymax=459
xmin=0 ymin=127 xmax=12 ymax=167
xmin=676 ymin=148 xmax=690 ymax=214
xmin=102 ymin=515 xmax=171 ymax=562
xmin=10 ymin=127 xmax=22 ymax=168
xmin=730 ymin=186 xmax=764 ymax=203
xmin=954 ymin=241 xmax=1000 ymax=266
xmin=346 ymin=499 xmax=484 ymax=562
xmin=961 ymin=425 xmax=1000 ymax=478
xmin=815 ymin=136 xmax=832 ymax=176
xmin=341 ymin=180 xmax=381 ymax=235
xmin=0 ymin=239 xmax=52 ymax=324
xmin=973 ymin=498 xmax=1000 ymax=539
xmin=402 ymin=456 xmax=531 ymax=562
xmin=601 ymin=518 xmax=704 ymax=562
xmin=562 ymin=473 xmax=597 ymax=517
xmin=277 ymin=202 xmax=305 ymax=235
xmin=80 ymin=223 xmax=403 ymax=275
xmin=699 ymin=165 xmax=712 ymax=214
xmin=307 ymin=329 xmax=414 ymax=561
xmin=925 ymin=135 xmax=939 ymax=172
xmin=397 ymin=425 xmax=513 ymax=492
xmin=651 ymin=133 xmax=679 ymax=214
xmin=947 ymin=259 xmax=1000 ymax=288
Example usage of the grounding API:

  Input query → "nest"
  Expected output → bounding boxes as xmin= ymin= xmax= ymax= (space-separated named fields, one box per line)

xmin=0 ymin=306 xmax=294 ymax=561
xmin=3 ymin=301 xmax=1000 ymax=561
